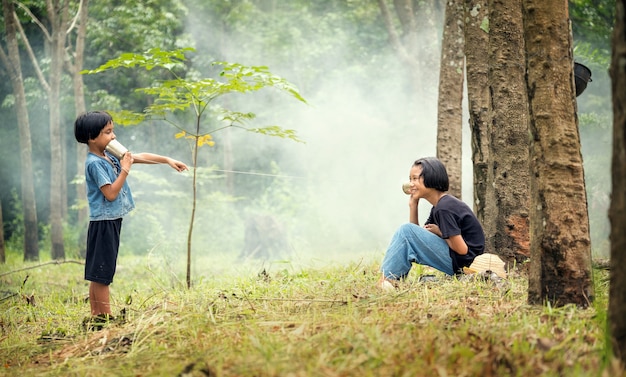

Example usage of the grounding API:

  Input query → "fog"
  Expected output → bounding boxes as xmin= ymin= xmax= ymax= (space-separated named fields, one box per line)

xmin=123 ymin=4 xmax=458 ymax=271
xmin=115 ymin=3 xmax=610 ymax=279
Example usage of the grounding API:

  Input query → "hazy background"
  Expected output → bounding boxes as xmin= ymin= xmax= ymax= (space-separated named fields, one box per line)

xmin=113 ymin=2 xmax=612 ymax=281
xmin=0 ymin=1 xmax=611 ymax=280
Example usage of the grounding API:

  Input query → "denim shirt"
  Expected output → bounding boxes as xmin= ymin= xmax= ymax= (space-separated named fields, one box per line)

xmin=85 ymin=151 xmax=135 ymax=221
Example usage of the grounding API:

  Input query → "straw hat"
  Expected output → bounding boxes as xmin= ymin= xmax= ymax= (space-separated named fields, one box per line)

xmin=463 ymin=253 xmax=507 ymax=278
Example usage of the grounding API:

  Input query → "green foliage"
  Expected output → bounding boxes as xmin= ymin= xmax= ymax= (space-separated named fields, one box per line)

xmin=82 ymin=48 xmax=306 ymax=140
xmin=570 ymin=0 xmax=615 ymax=49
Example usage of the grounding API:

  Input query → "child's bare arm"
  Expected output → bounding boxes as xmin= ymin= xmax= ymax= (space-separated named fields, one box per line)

xmin=132 ymin=153 xmax=188 ymax=172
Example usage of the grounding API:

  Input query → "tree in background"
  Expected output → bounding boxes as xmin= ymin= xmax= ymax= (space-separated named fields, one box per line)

xmin=0 ymin=199 xmax=4 ymax=263
xmin=66 ymin=0 xmax=89 ymax=257
xmin=464 ymin=0 xmax=490 ymax=223
xmin=0 ymin=0 xmax=39 ymax=261
xmin=46 ymin=0 xmax=72 ymax=260
xmin=436 ymin=0 xmax=464 ymax=199
xmin=484 ymin=0 xmax=531 ymax=268
xmin=377 ymin=0 xmax=443 ymax=93
xmin=524 ymin=0 xmax=594 ymax=307
xmin=609 ymin=0 xmax=626 ymax=363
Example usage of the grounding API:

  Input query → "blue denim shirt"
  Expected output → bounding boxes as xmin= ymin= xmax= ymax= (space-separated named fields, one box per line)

xmin=85 ymin=151 xmax=135 ymax=221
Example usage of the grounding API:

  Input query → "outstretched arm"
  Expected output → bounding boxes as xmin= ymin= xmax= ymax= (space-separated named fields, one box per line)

xmin=132 ymin=153 xmax=189 ymax=172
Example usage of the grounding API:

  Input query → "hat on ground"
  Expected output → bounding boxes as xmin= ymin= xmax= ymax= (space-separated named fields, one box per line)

xmin=463 ymin=253 xmax=507 ymax=278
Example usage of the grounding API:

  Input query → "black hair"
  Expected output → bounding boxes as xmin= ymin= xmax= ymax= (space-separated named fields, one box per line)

xmin=74 ymin=111 xmax=113 ymax=144
xmin=414 ymin=157 xmax=449 ymax=192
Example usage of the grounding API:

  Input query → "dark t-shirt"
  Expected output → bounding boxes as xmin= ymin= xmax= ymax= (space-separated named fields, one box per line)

xmin=425 ymin=195 xmax=485 ymax=273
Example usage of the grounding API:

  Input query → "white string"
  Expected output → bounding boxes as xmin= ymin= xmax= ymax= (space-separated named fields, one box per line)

xmin=206 ymin=168 xmax=307 ymax=180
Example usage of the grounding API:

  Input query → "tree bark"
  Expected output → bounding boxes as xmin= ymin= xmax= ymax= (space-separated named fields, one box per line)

xmin=47 ymin=0 xmax=68 ymax=260
xmin=0 ymin=198 xmax=5 ymax=263
xmin=67 ymin=0 xmax=89 ymax=258
xmin=484 ymin=0 xmax=530 ymax=267
xmin=436 ymin=0 xmax=464 ymax=199
xmin=609 ymin=0 xmax=626 ymax=363
xmin=524 ymin=0 xmax=594 ymax=307
xmin=1 ymin=0 xmax=39 ymax=261
xmin=464 ymin=0 xmax=490 ymax=223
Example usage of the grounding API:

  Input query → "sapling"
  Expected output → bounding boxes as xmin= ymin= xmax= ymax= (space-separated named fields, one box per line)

xmin=82 ymin=47 xmax=307 ymax=288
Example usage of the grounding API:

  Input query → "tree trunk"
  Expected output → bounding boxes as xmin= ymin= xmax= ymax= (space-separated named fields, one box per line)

xmin=47 ymin=0 xmax=68 ymax=260
xmin=484 ymin=0 xmax=530 ymax=267
xmin=609 ymin=0 xmax=626 ymax=363
xmin=1 ymin=0 xmax=39 ymax=261
xmin=0 ymin=198 xmax=5 ymax=263
xmin=378 ymin=0 xmax=441 ymax=94
xmin=68 ymin=0 xmax=89 ymax=258
xmin=436 ymin=0 xmax=464 ymax=199
xmin=464 ymin=0 xmax=490 ymax=223
xmin=524 ymin=0 xmax=593 ymax=307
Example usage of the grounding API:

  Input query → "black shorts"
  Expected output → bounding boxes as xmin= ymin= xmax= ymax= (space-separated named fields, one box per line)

xmin=85 ymin=219 xmax=123 ymax=285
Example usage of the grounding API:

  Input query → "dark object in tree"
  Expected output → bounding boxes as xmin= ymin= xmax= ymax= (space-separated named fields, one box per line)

xmin=574 ymin=62 xmax=592 ymax=96
xmin=239 ymin=215 xmax=291 ymax=261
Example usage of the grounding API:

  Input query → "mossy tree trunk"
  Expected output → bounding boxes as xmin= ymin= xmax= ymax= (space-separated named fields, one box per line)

xmin=524 ymin=0 xmax=594 ymax=307
xmin=464 ymin=0 xmax=490 ymax=222
xmin=436 ymin=0 xmax=465 ymax=199
xmin=484 ymin=0 xmax=531 ymax=267
xmin=0 ymin=0 xmax=39 ymax=261
xmin=609 ymin=0 xmax=626 ymax=363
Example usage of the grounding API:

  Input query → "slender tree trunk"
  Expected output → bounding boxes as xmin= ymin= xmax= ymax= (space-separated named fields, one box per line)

xmin=0 ymin=199 xmax=5 ymax=263
xmin=1 ymin=0 xmax=39 ymax=261
xmin=378 ymin=0 xmax=441 ymax=94
xmin=524 ymin=0 xmax=593 ymax=307
xmin=68 ymin=0 xmax=89 ymax=258
xmin=609 ymin=0 xmax=626 ymax=363
xmin=484 ymin=0 xmax=530 ymax=267
xmin=464 ymin=0 xmax=490 ymax=222
xmin=436 ymin=0 xmax=464 ymax=199
xmin=47 ymin=0 xmax=68 ymax=260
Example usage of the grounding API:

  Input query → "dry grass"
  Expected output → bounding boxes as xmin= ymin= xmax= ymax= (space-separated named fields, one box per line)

xmin=0 ymin=252 xmax=623 ymax=377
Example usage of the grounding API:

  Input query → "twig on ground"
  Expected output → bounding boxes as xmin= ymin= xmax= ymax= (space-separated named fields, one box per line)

xmin=0 ymin=260 xmax=84 ymax=278
xmin=250 ymin=297 xmax=348 ymax=304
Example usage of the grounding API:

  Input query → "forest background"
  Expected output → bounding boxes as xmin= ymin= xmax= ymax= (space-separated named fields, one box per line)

xmin=0 ymin=0 xmax=614 ymax=270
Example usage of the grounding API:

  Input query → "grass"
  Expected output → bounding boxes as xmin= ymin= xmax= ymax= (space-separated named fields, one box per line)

xmin=0 ymin=251 xmax=623 ymax=377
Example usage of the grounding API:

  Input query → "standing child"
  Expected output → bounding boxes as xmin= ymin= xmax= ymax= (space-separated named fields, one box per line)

xmin=74 ymin=111 xmax=188 ymax=328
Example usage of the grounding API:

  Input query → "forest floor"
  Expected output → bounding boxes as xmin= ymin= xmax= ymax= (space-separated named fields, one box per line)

xmin=0 ymin=252 xmax=623 ymax=377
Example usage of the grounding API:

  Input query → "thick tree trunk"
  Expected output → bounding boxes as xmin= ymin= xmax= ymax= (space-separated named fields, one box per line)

xmin=463 ymin=0 xmax=490 ymax=221
xmin=1 ymin=0 xmax=39 ymax=261
xmin=436 ymin=0 xmax=464 ymax=199
xmin=484 ymin=0 xmax=530 ymax=267
xmin=47 ymin=0 xmax=68 ymax=260
xmin=524 ymin=0 xmax=593 ymax=307
xmin=609 ymin=0 xmax=626 ymax=363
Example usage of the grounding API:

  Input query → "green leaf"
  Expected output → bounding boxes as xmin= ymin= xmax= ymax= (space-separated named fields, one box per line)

xmin=480 ymin=17 xmax=489 ymax=33
xmin=247 ymin=125 xmax=304 ymax=143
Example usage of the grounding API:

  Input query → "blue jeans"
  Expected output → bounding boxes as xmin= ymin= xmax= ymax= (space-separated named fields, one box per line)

xmin=380 ymin=223 xmax=455 ymax=279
